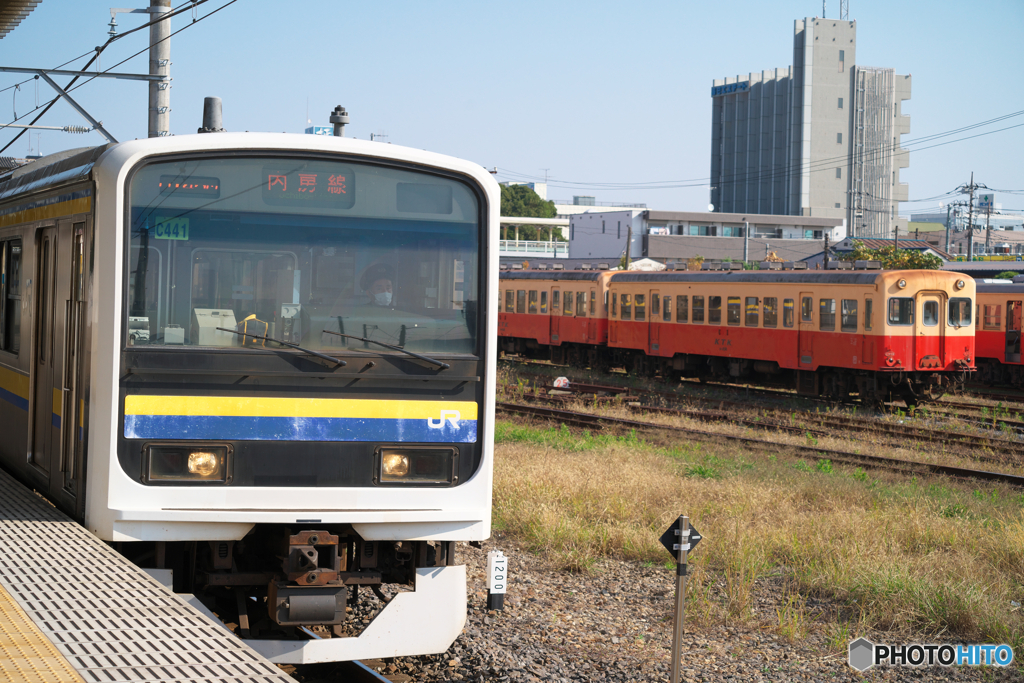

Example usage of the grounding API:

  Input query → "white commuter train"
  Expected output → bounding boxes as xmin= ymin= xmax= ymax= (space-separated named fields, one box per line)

xmin=0 ymin=132 xmax=497 ymax=663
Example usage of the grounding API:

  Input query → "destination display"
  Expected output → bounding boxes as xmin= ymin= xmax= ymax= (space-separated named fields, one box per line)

xmin=158 ymin=175 xmax=221 ymax=197
xmin=261 ymin=163 xmax=356 ymax=209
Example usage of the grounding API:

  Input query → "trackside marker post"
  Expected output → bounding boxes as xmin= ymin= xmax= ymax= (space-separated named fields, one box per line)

xmin=660 ymin=515 xmax=702 ymax=683
xmin=487 ymin=550 xmax=507 ymax=610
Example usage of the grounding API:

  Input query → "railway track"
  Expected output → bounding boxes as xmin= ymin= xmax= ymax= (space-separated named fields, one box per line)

xmin=495 ymin=401 xmax=1024 ymax=489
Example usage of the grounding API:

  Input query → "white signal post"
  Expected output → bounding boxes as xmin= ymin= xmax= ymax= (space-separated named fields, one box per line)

xmin=487 ymin=550 xmax=507 ymax=610
xmin=669 ymin=515 xmax=690 ymax=683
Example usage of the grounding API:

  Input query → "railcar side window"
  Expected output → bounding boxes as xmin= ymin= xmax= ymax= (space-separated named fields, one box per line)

xmin=841 ymin=299 xmax=858 ymax=332
xmin=983 ymin=304 xmax=1001 ymax=330
xmin=676 ymin=295 xmax=688 ymax=323
xmin=504 ymin=290 xmax=513 ymax=313
xmin=576 ymin=292 xmax=587 ymax=317
xmin=611 ymin=293 xmax=617 ymax=317
xmin=564 ymin=292 xmax=574 ymax=316
xmin=1 ymin=240 xmax=21 ymax=354
xmin=590 ymin=290 xmax=596 ymax=315
xmin=922 ymin=300 xmax=938 ymax=327
xmin=651 ymin=294 xmax=660 ymax=317
xmin=540 ymin=291 xmax=548 ymax=314
xmin=726 ymin=297 xmax=740 ymax=325
xmin=516 ymin=290 xmax=526 ymax=313
xmin=764 ymin=297 xmax=778 ymax=328
xmin=621 ymin=293 xmax=632 ymax=320
xmin=552 ymin=290 xmax=560 ymax=311
xmin=888 ymin=298 xmax=914 ymax=325
xmin=801 ymin=297 xmax=813 ymax=322
xmin=819 ymin=299 xmax=836 ymax=331
xmin=745 ymin=297 xmax=758 ymax=326
xmin=635 ymin=294 xmax=645 ymax=321
xmin=708 ymin=296 xmax=722 ymax=324
xmin=663 ymin=295 xmax=672 ymax=322
xmin=692 ymin=296 xmax=704 ymax=323
xmin=865 ymin=298 xmax=873 ymax=331
xmin=783 ymin=299 xmax=794 ymax=327
xmin=528 ymin=290 xmax=538 ymax=314
xmin=948 ymin=298 xmax=971 ymax=327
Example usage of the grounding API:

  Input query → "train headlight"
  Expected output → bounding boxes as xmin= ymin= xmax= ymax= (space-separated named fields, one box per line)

xmin=144 ymin=444 xmax=231 ymax=484
xmin=898 ymin=279 xmax=907 ymax=289
xmin=955 ymin=279 xmax=966 ymax=290
xmin=375 ymin=447 xmax=458 ymax=486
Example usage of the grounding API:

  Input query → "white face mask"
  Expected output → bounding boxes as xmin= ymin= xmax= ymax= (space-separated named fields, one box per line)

xmin=374 ymin=292 xmax=392 ymax=306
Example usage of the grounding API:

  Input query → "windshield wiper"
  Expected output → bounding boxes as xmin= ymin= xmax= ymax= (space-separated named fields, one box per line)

xmin=216 ymin=327 xmax=346 ymax=368
xmin=322 ymin=330 xmax=450 ymax=370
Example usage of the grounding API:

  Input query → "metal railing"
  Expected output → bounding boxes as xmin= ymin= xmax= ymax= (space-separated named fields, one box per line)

xmin=499 ymin=240 xmax=569 ymax=256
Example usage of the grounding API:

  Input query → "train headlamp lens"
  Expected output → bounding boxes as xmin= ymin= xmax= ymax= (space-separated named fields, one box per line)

xmin=898 ymin=279 xmax=907 ymax=289
xmin=377 ymin=448 xmax=458 ymax=486
xmin=145 ymin=444 xmax=230 ymax=484
xmin=382 ymin=453 xmax=410 ymax=477
xmin=955 ymin=279 xmax=966 ymax=290
xmin=188 ymin=451 xmax=220 ymax=476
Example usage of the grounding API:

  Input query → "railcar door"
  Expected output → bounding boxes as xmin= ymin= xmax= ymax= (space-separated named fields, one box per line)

xmin=798 ymin=292 xmax=814 ymax=367
xmin=648 ymin=288 xmax=660 ymax=353
xmin=914 ymin=292 xmax=944 ymax=368
xmin=1006 ymin=300 xmax=1022 ymax=363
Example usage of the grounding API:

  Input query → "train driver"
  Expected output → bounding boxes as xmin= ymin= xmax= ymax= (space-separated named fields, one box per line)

xmin=361 ymin=263 xmax=395 ymax=309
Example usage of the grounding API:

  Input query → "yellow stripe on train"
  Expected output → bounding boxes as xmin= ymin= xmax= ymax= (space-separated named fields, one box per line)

xmin=125 ymin=395 xmax=479 ymax=421
xmin=0 ymin=197 xmax=92 ymax=228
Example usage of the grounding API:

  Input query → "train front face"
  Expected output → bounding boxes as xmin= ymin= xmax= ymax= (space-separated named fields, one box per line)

xmin=87 ymin=134 xmax=497 ymax=659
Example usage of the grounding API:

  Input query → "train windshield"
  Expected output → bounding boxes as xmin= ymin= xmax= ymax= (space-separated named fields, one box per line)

xmin=126 ymin=156 xmax=481 ymax=355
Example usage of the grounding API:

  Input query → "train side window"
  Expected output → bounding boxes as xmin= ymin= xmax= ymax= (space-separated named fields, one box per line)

xmin=983 ymin=304 xmax=1001 ymax=330
xmin=948 ymin=298 xmax=971 ymax=327
xmin=692 ymin=296 xmax=704 ymax=323
xmin=888 ymin=297 xmax=914 ymax=325
xmin=516 ymin=290 xmax=526 ymax=314
xmin=1 ymin=240 xmax=20 ymax=354
xmin=590 ymin=290 xmax=596 ymax=315
xmin=783 ymin=299 xmax=794 ymax=327
xmin=819 ymin=299 xmax=836 ymax=331
xmin=801 ymin=297 xmax=813 ymax=322
xmin=611 ymin=293 xmax=617 ymax=317
xmin=841 ymin=299 xmax=858 ymax=332
xmin=726 ymin=296 xmax=740 ymax=325
xmin=922 ymin=300 xmax=938 ymax=327
xmin=564 ymin=292 xmax=574 ymax=316
xmin=634 ymin=294 xmax=645 ymax=321
xmin=663 ymin=295 xmax=672 ymax=322
xmin=552 ymin=290 xmax=560 ymax=311
xmin=709 ymin=296 xmax=722 ymax=324
xmin=540 ymin=291 xmax=548 ymax=313
xmin=528 ymin=290 xmax=538 ymax=314
xmin=745 ymin=297 xmax=758 ymax=326
xmin=504 ymin=290 xmax=513 ymax=313
xmin=677 ymin=295 xmax=688 ymax=323
xmin=764 ymin=297 xmax=778 ymax=328
xmin=576 ymin=292 xmax=587 ymax=317
xmin=865 ymin=298 xmax=873 ymax=331
xmin=621 ymin=293 xmax=632 ymax=320
xmin=651 ymin=294 xmax=660 ymax=317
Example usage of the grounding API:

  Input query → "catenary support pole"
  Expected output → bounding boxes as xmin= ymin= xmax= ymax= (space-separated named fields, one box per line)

xmin=148 ymin=0 xmax=171 ymax=138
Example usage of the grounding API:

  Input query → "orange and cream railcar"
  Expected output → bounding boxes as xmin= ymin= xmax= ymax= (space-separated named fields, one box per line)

xmin=974 ymin=280 xmax=1024 ymax=387
xmin=606 ymin=270 xmax=974 ymax=403
xmin=498 ymin=270 xmax=615 ymax=368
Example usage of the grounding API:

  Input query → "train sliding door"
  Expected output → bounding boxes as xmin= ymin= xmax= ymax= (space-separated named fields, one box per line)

xmin=29 ymin=220 xmax=86 ymax=515
xmin=914 ymin=292 xmax=944 ymax=367
xmin=1006 ymin=300 xmax=1021 ymax=363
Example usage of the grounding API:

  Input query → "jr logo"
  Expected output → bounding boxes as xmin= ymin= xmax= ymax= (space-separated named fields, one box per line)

xmin=428 ymin=410 xmax=462 ymax=429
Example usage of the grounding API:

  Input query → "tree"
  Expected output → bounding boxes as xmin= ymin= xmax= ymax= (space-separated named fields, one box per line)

xmin=499 ymin=184 xmax=561 ymax=241
xmin=839 ymin=241 xmax=943 ymax=270
xmin=995 ymin=271 xmax=1020 ymax=280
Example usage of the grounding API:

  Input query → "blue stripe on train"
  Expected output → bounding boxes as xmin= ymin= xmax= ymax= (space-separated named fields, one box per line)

xmin=0 ymin=386 xmax=28 ymax=411
xmin=123 ymin=415 xmax=478 ymax=443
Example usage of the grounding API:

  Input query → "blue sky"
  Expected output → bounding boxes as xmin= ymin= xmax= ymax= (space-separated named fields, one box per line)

xmin=2 ymin=0 xmax=1022 ymax=216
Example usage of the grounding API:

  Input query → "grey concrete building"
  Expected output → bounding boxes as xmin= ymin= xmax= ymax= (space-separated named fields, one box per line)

xmin=710 ymin=18 xmax=910 ymax=240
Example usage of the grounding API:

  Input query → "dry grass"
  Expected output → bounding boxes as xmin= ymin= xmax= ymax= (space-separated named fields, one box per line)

xmin=492 ymin=418 xmax=1024 ymax=651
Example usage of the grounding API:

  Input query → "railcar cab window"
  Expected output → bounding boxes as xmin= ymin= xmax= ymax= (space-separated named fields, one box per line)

xmin=663 ymin=295 xmax=671 ymax=322
xmin=516 ymin=290 xmax=526 ymax=313
xmin=819 ymin=299 xmax=836 ymax=331
xmin=745 ymin=297 xmax=758 ymax=326
xmin=888 ymin=298 xmax=914 ymax=325
xmin=634 ymin=294 xmax=645 ymax=321
xmin=589 ymin=292 xmax=596 ymax=316
xmin=610 ymin=293 xmax=616 ymax=316
xmin=865 ymin=299 xmax=873 ymax=331
xmin=0 ymin=239 xmax=22 ymax=354
xmin=621 ymin=293 xmax=631 ymax=320
xmin=676 ymin=295 xmax=687 ymax=323
xmin=504 ymin=290 xmax=513 ymax=313
xmin=563 ymin=292 xmax=573 ymax=316
xmin=782 ymin=299 xmax=794 ymax=327
xmin=540 ymin=291 xmax=548 ymax=314
xmin=576 ymin=292 xmax=587 ymax=317
xmin=841 ymin=300 xmax=858 ymax=332
xmin=948 ymin=298 xmax=971 ymax=327
xmin=727 ymin=297 xmax=741 ymax=325
xmin=922 ymin=300 xmax=939 ymax=327
xmin=127 ymin=156 xmax=481 ymax=354
xmin=528 ymin=290 xmax=538 ymax=314
xmin=708 ymin=296 xmax=722 ymax=324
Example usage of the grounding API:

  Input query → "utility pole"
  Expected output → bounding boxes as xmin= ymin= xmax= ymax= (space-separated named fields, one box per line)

xmin=148 ymin=0 xmax=171 ymax=138
xmin=625 ymin=223 xmax=633 ymax=269
xmin=945 ymin=204 xmax=952 ymax=254
xmin=824 ymin=233 xmax=830 ymax=269
xmin=967 ymin=173 xmax=976 ymax=261
xmin=743 ymin=221 xmax=749 ymax=265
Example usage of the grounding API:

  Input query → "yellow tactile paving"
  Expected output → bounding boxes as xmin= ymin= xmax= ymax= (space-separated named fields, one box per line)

xmin=0 ymin=582 xmax=84 ymax=683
